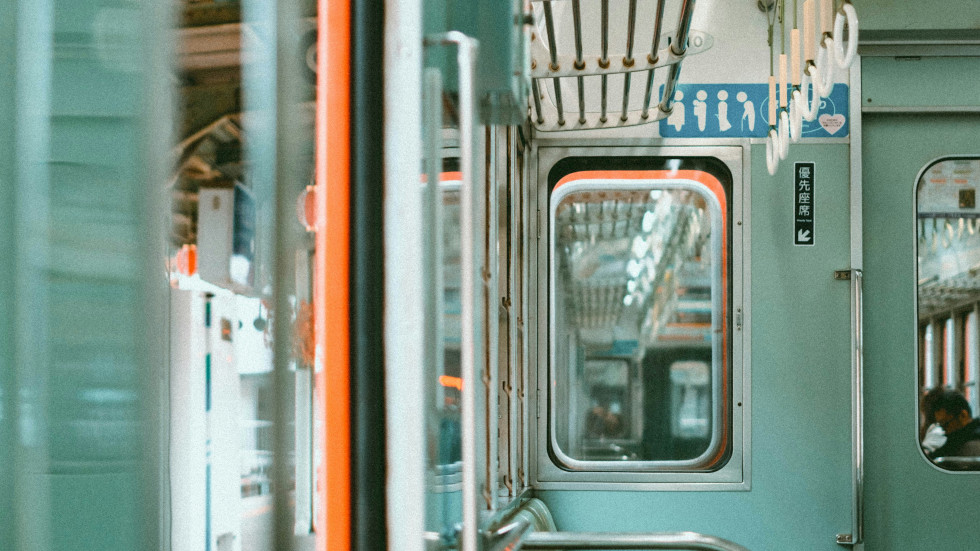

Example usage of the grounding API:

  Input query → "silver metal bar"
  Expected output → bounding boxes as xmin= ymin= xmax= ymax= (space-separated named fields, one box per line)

xmin=553 ymin=78 xmax=566 ymax=126
xmin=571 ymin=0 xmax=584 ymax=67
xmin=543 ymin=1 xmax=560 ymax=69
xmin=671 ymin=0 xmax=698 ymax=56
xmin=600 ymin=0 xmax=609 ymax=63
xmin=620 ymin=0 xmax=638 ymax=122
xmin=862 ymin=105 xmax=980 ymax=115
xmin=530 ymin=31 xmax=712 ymax=78
xmin=649 ymin=0 xmax=667 ymax=62
xmin=600 ymin=76 xmax=608 ymax=122
xmin=531 ymin=78 xmax=544 ymax=124
xmin=852 ymin=269 xmax=865 ymax=545
xmin=600 ymin=0 xmax=609 ymax=121
xmin=272 ymin=0 xmax=304 ymax=546
xmin=482 ymin=514 xmax=533 ymax=551
xmin=425 ymin=30 xmax=480 ymax=551
xmin=422 ymin=70 xmax=446 ymax=517
xmin=641 ymin=70 xmax=655 ymax=118
xmin=625 ymin=0 xmax=638 ymax=61
xmin=657 ymin=62 xmax=682 ymax=115
xmin=457 ymin=32 xmax=480 ymax=551
xmin=485 ymin=127 xmax=499 ymax=511
xmin=621 ymin=72 xmax=632 ymax=121
xmin=858 ymin=29 xmax=980 ymax=57
xmin=571 ymin=0 xmax=585 ymax=123
xmin=522 ymin=532 xmax=751 ymax=551
xmin=506 ymin=128 xmax=520 ymax=498
xmin=848 ymin=57 xmax=864 ymax=547
xmin=641 ymin=0 xmax=667 ymax=117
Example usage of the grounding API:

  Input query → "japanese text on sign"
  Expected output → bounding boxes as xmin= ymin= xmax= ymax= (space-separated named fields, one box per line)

xmin=795 ymin=163 xmax=815 ymax=246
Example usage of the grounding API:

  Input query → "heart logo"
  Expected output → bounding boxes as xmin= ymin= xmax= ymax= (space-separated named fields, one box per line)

xmin=819 ymin=114 xmax=845 ymax=135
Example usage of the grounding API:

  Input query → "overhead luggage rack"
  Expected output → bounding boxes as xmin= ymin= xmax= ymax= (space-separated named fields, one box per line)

xmin=529 ymin=0 xmax=708 ymax=131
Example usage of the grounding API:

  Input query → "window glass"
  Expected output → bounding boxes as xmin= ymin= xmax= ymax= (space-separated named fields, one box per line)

xmin=917 ymin=157 xmax=980 ymax=470
xmin=550 ymin=171 xmax=729 ymax=471
xmin=966 ymin=312 xmax=979 ymax=414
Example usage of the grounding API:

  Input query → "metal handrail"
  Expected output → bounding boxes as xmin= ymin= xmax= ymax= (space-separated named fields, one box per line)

xmin=521 ymin=531 xmax=751 ymax=551
xmin=423 ymin=30 xmax=481 ymax=551
xmin=851 ymin=268 xmax=865 ymax=545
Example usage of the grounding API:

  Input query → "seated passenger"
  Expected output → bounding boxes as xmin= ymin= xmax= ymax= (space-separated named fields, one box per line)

xmin=920 ymin=388 xmax=946 ymax=454
xmin=927 ymin=389 xmax=980 ymax=459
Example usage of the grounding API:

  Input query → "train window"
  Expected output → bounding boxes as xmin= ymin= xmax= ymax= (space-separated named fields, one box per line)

xmin=916 ymin=157 xmax=980 ymax=471
xmin=547 ymin=162 xmax=736 ymax=479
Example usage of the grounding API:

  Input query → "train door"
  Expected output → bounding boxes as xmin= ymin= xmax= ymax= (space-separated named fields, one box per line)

xmin=529 ymin=139 xmax=858 ymax=549
xmin=861 ymin=54 xmax=980 ymax=548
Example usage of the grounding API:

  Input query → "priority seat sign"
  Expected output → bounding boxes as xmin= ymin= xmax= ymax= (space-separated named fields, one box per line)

xmin=794 ymin=162 xmax=815 ymax=246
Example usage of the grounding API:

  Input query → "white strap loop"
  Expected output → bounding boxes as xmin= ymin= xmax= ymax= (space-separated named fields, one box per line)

xmin=799 ymin=68 xmax=822 ymax=122
xmin=778 ymin=110 xmax=790 ymax=159
xmin=833 ymin=3 xmax=859 ymax=69
xmin=766 ymin=128 xmax=780 ymax=175
xmin=789 ymin=91 xmax=804 ymax=142
xmin=813 ymin=37 xmax=835 ymax=97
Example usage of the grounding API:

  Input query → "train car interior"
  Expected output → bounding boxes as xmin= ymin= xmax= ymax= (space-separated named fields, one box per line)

xmin=2 ymin=0 xmax=980 ymax=550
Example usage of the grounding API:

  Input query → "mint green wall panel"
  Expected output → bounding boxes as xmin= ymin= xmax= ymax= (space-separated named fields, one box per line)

xmin=538 ymin=143 xmax=854 ymax=549
xmin=863 ymin=57 xmax=980 ymax=109
xmin=859 ymin=0 xmax=980 ymax=31
xmin=862 ymin=113 xmax=980 ymax=549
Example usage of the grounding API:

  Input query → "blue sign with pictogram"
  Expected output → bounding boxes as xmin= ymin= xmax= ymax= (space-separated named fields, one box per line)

xmin=659 ymin=83 xmax=848 ymax=139
xmin=794 ymin=162 xmax=815 ymax=246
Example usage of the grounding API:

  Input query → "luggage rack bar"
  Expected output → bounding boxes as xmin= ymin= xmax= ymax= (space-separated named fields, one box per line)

xmin=522 ymin=531 xmax=751 ymax=551
xmin=530 ymin=0 xmax=708 ymax=131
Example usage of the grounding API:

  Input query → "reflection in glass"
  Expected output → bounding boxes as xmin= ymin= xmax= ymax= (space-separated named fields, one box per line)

xmin=917 ymin=158 xmax=980 ymax=470
xmin=551 ymin=181 xmax=726 ymax=469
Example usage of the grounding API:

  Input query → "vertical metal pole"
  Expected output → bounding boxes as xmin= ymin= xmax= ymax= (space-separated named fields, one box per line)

xmin=542 ymin=2 xmax=565 ymax=125
xmin=272 ymin=0 xmax=305 ymax=548
xmin=506 ymin=129 xmax=520 ymax=498
xmin=428 ymin=32 xmax=482 ymax=551
xmin=423 ymin=67 xmax=445 ymax=468
xmin=671 ymin=0 xmax=699 ymax=56
xmin=600 ymin=0 xmax=609 ymax=122
xmin=848 ymin=57 xmax=865 ymax=546
xmin=852 ymin=269 xmax=865 ymax=546
xmin=641 ymin=0 xmax=667 ymax=118
xmin=621 ymin=0 xmax=638 ymax=121
xmin=571 ymin=0 xmax=586 ymax=124
xmin=484 ymin=128 xmax=499 ymax=513
xmin=658 ymin=63 xmax=683 ymax=116
xmin=531 ymin=79 xmax=545 ymax=125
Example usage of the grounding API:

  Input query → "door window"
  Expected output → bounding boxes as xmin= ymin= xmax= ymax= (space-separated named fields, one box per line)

xmin=916 ymin=157 xmax=980 ymax=471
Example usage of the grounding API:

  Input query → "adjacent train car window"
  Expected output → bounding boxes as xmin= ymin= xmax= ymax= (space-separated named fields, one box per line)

xmin=916 ymin=157 xmax=980 ymax=471
xmin=549 ymin=165 xmax=732 ymax=475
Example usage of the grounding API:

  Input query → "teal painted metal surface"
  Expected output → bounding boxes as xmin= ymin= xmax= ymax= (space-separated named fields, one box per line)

xmin=1 ymin=0 xmax=168 ymax=548
xmin=859 ymin=0 xmax=980 ymax=31
xmin=423 ymin=0 xmax=528 ymax=124
xmin=538 ymin=144 xmax=854 ymax=550
xmin=863 ymin=57 xmax=980 ymax=109
xmin=862 ymin=113 xmax=980 ymax=549
xmin=1 ymin=0 xmax=16 ymax=546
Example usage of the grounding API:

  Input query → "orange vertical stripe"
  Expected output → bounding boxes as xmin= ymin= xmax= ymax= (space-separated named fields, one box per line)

xmin=315 ymin=0 xmax=350 ymax=548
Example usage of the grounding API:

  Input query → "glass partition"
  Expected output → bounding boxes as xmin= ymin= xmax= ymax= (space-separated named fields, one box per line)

xmin=550 ymin=175 xmax=729 ymax=472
